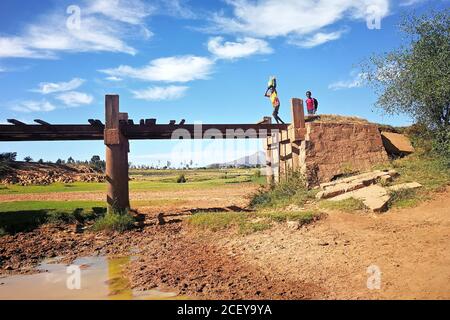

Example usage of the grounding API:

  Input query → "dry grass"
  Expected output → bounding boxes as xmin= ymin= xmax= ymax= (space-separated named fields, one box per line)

xmin=308 ymin=114 xmax=370 ymax=124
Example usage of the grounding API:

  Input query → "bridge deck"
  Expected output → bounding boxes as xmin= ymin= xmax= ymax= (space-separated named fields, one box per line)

xmin=0 ymin=120 xmax=289 ymax=141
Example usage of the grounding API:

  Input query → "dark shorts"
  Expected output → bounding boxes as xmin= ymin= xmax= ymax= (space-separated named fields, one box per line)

xmin=307 ymin=109 xmax=315 ymax=115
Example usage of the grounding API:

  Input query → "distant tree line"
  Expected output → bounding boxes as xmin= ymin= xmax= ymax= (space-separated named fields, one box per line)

xmin=0 ymin=152 xmax=106 ymax=173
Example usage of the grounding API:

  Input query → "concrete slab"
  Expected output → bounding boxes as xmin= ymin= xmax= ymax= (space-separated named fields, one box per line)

xmin=388 ymin=182 xmax=422 ymax=192
xmin=381 ymin=132 xmax=415 ymax=155
xmin=316 ymin=170 xmax=396 ymax=200
xmin=329 ymin=185 xmax=391 ymax=212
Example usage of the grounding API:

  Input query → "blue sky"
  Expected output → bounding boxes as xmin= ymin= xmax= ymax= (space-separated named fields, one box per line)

xmin=0 ymin=0 xmax=448 ymax=166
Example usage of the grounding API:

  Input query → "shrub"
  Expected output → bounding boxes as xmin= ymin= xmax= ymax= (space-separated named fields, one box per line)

xmin=0 ymin=228 xmax=6 ymax=237
xmin=387 ymin=188 xmax=420 ymax=209
xmin=176 ymin=173 xmax=187 ymax=183
xmin=92 ymin=209 xmax=135 ymax=232
xmin=250 ymin=170 xmax=310 ymax=208
xmin=46 ymin=208 xmax=98 ymax=225
xmin=432 ymin=128 xmax=450 ymax=166
xmin=187 ymin=210 xmax=319 ymax=234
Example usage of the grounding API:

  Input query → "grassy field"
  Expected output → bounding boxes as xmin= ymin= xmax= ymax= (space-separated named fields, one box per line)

xmin=187 ymin=210 xmax=317 ymax=235
xmin=0 ymin=168 xmax=263 ymax=234
xmin=0 ymin=168 xmax=263 ymax=195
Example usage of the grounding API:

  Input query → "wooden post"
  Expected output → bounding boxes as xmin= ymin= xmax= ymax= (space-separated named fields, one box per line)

xmin=104 ymin=95 xmax=130 ymax=212
xmin=273 ymin=131 xmax=280 ymax=183
xmin=279 ymin=130 xmax=286 ymax=180
xmin=264 ymin=118 xmax=273 ymax=184
xmin=290 ymin=98 xmax=305 ymax=171
xmin=291 ymin=98 xmax=305 ymax=130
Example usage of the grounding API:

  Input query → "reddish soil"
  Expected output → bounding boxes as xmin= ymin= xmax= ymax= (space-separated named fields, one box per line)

xmin=0 ymin=186 xmax=449 ymax=299
xmin=219 ymin=189 xmax=450 ymax=299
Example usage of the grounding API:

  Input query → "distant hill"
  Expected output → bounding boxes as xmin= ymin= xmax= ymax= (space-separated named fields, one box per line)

xmin=207 ymin=151 xmax=266 ymax=168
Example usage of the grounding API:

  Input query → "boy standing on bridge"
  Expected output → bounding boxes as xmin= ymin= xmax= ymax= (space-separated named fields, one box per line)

xmin=306 ymin=91 xmax=319 ymax=115
xmin=264 ymin=77 xmax=285 ymax=124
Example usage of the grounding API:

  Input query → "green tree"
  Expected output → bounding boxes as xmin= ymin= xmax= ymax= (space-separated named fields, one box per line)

xmin=363 ymin=10 xmax=449 ymax=129
xmin=0 ymin=152 xmax=16 ymax=162
xmin=90 ymin=155 xmax=106 ymax=172
xmin=24 ymin=156 xmax=33 ymax=163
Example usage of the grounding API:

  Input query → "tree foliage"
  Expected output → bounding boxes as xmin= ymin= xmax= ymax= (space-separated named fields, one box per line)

xmin=363 ymin=10 xmax=449 ymax=129
xmin=0 ymin=152 xmax=17 ymax=162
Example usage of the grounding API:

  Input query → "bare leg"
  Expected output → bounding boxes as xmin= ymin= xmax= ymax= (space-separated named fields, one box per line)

xmin=273 ymin=107 xmax=285 ymax=124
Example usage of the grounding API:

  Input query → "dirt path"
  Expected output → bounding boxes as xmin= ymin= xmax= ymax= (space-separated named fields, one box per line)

xmin=0 ymin=184 xmax=256 ymax=205
xmin=219 ymin=189 xmax=450 ymax=299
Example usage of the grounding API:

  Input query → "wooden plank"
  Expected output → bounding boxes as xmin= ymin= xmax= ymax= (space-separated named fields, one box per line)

xmin=285 ymin=131 xmax=293 ymax=173
xmin=105 ymin=95 xmax=119 ymax=130
xmin=7 ymin=119 xmax=26 ymax=126
xmin=0 ymin=123 xmax=290 ymax=141
xmin=0 ymin=124 xmax=104 ymax=141
xmin=280 ymin=130 xmax=289 ymax=180
xmin=291 ymin=98 xmax=305 ymax=129
xmin=271 ymin=131 xmax=280 ymax=183
xmin=88 ymin=119 xmax=104 ymax=128
xmin=257 ymin=116 xmax=272 ymax=125
xmin=264 ymin=118 xmax=273 ymax=184
xmin=34 ymin=119 xmax=51 ymax=126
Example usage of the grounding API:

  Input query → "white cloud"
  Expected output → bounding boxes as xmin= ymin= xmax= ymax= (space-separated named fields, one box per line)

xmin=131 ymin=85 xmax=189 ymax=101
xmin=289 ymin=29 xmax=347 ymax=48
xmin=329 ymin=72 xmax=367 ymax=90
xmin=162 ymin=0 xmax=197 ymax=19
xmin=55 ymin=91 xmax=94 ymax=106
xmin=0 ymin=37 xmax=53 ymax=59
xmin=209 ymin=0 xmax=390 ymax=47
xmin=11 ymin=100 xmax=56 ymax=113
xmin=399 ymin=0 xmax=427 ymax=6
xmin=100 ymin=55 xmax=214 ymax=83
xmin=0 ymin=0 xmax=154 ymax=59
xmin=32 ymin=78 xmax=85 ymax=94
xmin=105 ymin=76 xmax=123 ymax=82
xmin=207 ymin=37 xmax=273 ymax=59
xmin=86 ymin=0 xmax=155 ymax=25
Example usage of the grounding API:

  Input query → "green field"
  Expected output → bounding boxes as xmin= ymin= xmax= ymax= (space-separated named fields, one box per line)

xmin=0 ymin=168 xmax=264 ymax=234
xmin=0 ymin=168 xmax=263 ymax=195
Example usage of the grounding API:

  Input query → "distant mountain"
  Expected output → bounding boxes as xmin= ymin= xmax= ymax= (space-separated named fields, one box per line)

xmin=207 ymin=151 xmax=266 ymax=168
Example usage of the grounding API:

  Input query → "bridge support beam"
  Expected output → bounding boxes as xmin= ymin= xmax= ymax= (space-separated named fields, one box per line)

xmin=104 ymin=95 xmax=130 ymax=213
xmin=265 ymin=98 xmax=306 ymax=183
xmin=290 ymin=98 xmax=305 ymax=173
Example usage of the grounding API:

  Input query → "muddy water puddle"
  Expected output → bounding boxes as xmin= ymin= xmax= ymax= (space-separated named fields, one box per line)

xmin=0 ymin=256 xmax=181 ymax=300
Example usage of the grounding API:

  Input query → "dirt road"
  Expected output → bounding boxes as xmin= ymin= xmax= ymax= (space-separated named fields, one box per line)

xmin=220 ymin=189 xmax=450 ymax=299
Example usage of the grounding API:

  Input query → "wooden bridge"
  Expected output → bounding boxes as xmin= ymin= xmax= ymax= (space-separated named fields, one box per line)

xmin=0 ymin=95 xmax=306 ymax=211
